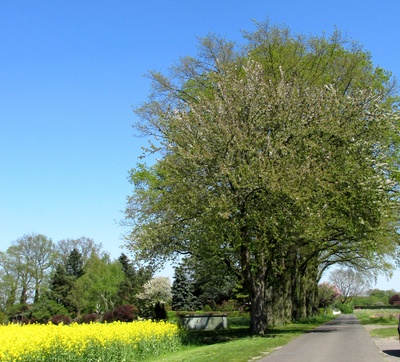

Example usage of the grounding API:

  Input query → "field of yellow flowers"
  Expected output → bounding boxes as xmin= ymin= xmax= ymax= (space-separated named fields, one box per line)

xmin=0 ymin=320 xmax=181 ymax=361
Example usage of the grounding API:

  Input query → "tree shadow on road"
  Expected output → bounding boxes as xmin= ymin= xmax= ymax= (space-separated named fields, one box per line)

xmin=382 ymin=349 xmax=400 ymax=358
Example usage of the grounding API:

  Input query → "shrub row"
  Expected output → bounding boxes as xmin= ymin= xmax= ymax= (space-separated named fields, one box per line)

xmin=22 ymin=305 xmax=139 ymax=325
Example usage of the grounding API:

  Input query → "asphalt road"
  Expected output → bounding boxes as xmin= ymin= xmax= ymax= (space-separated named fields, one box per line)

xmin=258 ymin=314 xmax=396 ymax=362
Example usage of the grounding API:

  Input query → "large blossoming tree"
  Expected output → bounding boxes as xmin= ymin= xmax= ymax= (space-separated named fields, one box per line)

xmin=125 ymin=22 xmax=400 ymax=334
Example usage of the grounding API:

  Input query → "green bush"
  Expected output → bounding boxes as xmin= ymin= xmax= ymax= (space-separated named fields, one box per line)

xmin=319 ymin=308 xmax=332 ymax=315
xmin=337 ymin=304 xmax=353 ymax=314
xmin=217 ymin=300 xmax=238 ymax=312
xmin=29 ymin=299 xmax=70 ymax=324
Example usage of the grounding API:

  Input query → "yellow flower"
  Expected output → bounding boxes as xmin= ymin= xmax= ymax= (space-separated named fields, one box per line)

xmin=0 ymin=320 xmax=179 ymax=361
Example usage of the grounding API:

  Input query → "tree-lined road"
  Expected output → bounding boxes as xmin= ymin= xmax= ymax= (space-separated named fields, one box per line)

xmin=127 ymin=22 xmax=400 ymax=334
xmin=259 ymin=315 xmax=397 ymax=362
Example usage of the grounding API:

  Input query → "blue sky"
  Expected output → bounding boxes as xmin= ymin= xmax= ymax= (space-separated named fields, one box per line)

xmin=1 ymin=1 xmax=399 ymax=289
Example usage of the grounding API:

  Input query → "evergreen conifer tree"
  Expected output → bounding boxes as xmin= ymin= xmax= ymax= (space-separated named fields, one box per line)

xmin=66 ymin=249 xmax=84 ymax=278
xmin=171 ymin=265 xmax=199 ymax=311
xmin=48 ymin=263 xmax=74 ymax=311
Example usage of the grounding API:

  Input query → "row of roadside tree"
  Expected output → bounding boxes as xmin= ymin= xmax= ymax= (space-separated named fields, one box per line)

xmin=123 ymin=20 xmax=400 ymax=334
xmin=1 ymin=233 xmax=398 ymax=326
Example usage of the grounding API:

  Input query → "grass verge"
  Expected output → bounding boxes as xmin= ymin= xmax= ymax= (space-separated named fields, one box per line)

xmin=369 ymin=327 xmax=398 ymax=339
xmin=354 ymin=309 xmax=399 ymax=325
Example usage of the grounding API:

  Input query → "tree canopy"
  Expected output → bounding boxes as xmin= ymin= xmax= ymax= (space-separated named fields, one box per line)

xmin=125 ymin=21 xmax=400 ymax=334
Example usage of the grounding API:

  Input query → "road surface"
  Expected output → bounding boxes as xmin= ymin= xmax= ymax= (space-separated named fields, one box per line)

xmin=258 ymin=314 xmax=400 ymax=362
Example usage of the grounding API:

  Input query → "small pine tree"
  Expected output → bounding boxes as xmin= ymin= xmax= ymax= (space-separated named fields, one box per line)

xmin=48 ymin=263 xmax=75 ymax=311
xmin=171 ymin=265 xmax=199 ymax=311
xmin=66 ymin=249 xmax=84 ymax=278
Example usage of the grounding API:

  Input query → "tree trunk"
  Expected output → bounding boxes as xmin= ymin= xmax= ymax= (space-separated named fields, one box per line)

xmin=249 ymin=278 xmax=268 ymax=334
xmin=19 ymin=286 xmax=28 ymax=305
xmin=292 ymin=263 xmax=319 ymax=319
xmin=240 ymin=244 xmax=268 ymax=335
xmin=266 ymin=271 xmax=293 ymax=326
xmin=34 ymin=284 xmax=40 ymax=303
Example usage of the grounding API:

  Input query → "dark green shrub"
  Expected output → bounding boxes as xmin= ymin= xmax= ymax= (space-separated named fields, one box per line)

xmin=29 ymin=298 xmax=69 ymax=324
xmin=217 ymin=300 xmax=238 ymax=312
xmin=154 ymin=302 xmax=167 ymax=320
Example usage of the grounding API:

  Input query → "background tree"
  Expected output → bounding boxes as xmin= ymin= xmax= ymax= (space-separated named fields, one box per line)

xmin=352 ymin=289 xmax=397 ymax=306
xmin=22 ymin=234 xmax=56 ymax=303
xmin=318 ymin=282 xmax=340 ymax=313
xmin=369 ymin=289 xmax=397 ymax=303
xmin=125 ymin=21 xmax=400 ymax=334
xmin=0 ymin=252 xmax=19 ymax=315
xmin=116 ymin=253 xmax=152 ymax=305
xmin=329 ymin=268 xmax=371 ymax=304
xmin=45 ymin=248 xmax=85 ymax=315
xmin=47 ymin=263 xmax=75 ymax=312
xmin=179 ymin=255 xmax=240 ymax=309
xmin=0 ymin=234 xmax=138 ymax=321
xmin=72 ymin=255 xmax=124 ymax=314
xmin=68 ymin=276 xmax=91 ymax=316
xmin=389 ymin=294 xmax=400 ymax=305
xmin=0 ymin=234 xmax=56 ymax=321
xmin=57 ymin=237 xmax=103 ymax=266
xmin=0 ymin=259 xmax=19 ymax=322
xmin=171 ymin=264 xmax=199 ymax=311
xmin=1 ymin=234 xmax=55 ymax=305
xmin=136 ymin=277 xmax=172 ymax=319
xmin=66 ymin=248 xmax=84 ymax=279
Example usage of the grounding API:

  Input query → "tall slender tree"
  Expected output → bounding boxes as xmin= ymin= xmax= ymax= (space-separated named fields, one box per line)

xmin=117 ymin=253 xmax=153 ymax=305
xmin=48 ymin=263 xmax=75 ymax=311
xmin=66 ymin=248 xmax=84 ymax=279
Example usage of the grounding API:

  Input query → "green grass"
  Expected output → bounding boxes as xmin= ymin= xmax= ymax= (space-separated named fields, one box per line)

xmin=354 ymin=309 xmax=399 ymax=325
xmin=354 ymin=308 xmax=399 ymax=340
xmin=145 ymin=314 xmax=337 ymax=362
xmin=369 ymin=327 xmax=398 ymax=339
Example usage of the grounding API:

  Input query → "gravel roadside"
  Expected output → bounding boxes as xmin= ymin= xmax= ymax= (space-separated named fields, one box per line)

xmin=364 ymin=325 xmax=400 ymax=362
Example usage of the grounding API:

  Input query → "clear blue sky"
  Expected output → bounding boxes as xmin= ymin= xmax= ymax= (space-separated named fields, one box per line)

xmin=1 ymin=1 xmax=399 ymax=289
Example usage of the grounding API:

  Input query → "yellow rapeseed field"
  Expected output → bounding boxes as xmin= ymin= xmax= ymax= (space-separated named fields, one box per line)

xmin=0 ymin=320 xmax=180 ymax=361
